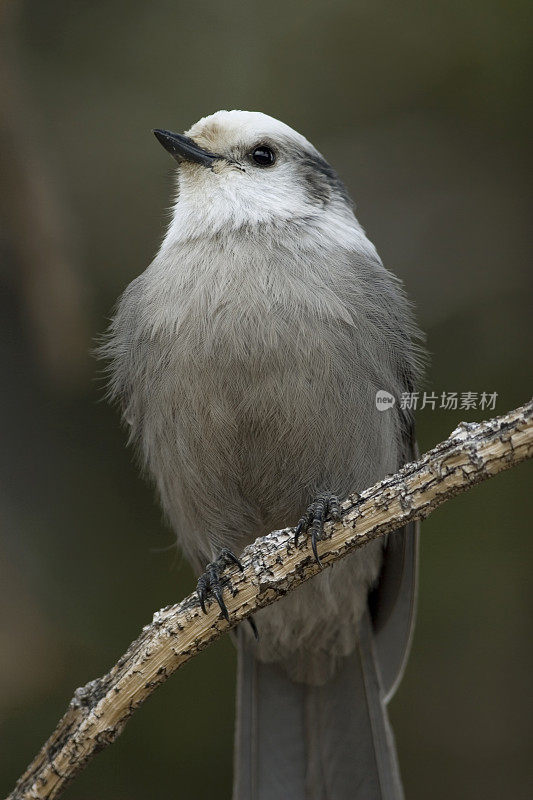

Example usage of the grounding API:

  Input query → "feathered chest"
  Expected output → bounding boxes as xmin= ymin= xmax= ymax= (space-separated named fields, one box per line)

xmin=107 ymin=230 xmax=414 ymax=444
xmin=137 ymin=239 xmax=361 ymax=374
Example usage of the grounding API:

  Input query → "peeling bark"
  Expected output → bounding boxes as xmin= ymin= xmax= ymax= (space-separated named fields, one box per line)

xmin=7 ymin=400 xmax=533 ymax=800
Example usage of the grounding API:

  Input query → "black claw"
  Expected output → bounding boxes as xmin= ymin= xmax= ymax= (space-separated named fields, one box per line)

xmin=293 ymin=493 xmax=341 ymax=566
xmin=220 ymin=547 xmax=244 ymax=572
xmin=196 ymin=548 xmax=243 ymax=621
xmin=196 ymin=574 xmax=209 ymax=614
xmin=311 ymin=527 xmax=322 ymax=566
xmin=212 ymin=585 xmax=229 ymax=621
xmin=294 ymin=505 xmax=315 ymax=546
xmin=311 ymin=534 xmax=321 ymax=565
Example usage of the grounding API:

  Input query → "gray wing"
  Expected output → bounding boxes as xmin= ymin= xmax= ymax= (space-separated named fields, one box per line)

xmin=345 ymin=249 xmax=423 ymax=701
xmin=369 ymin=429 xmax=420 ymax=702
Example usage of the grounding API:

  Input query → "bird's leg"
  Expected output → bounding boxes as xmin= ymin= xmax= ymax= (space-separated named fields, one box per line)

xmin=196 ymin=547 xmax=244 ymax=621
xmin=294 ymin=493 xmax=342 ymax=566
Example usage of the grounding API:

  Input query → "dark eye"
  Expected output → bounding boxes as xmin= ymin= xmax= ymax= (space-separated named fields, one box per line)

xmin=250 ymin=145 xmax=276 ymax=167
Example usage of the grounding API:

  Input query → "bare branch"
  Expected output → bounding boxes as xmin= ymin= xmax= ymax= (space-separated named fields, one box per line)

xmin=7 ymin=400 xmax=533 ymax=800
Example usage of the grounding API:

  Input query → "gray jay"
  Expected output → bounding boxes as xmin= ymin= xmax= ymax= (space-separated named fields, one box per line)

xmin=101 ymin=110 xmax=423 ymax=799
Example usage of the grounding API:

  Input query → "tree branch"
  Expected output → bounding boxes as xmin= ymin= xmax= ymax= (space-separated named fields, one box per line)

xmin=8 ymin=400 xmax=533 ymax=800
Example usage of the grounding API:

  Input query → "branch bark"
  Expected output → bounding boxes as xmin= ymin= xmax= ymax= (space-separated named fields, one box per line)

xmin=7 ymin=400 xmax=533 ymax=800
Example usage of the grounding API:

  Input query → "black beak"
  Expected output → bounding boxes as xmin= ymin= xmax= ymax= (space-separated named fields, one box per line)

xmin=153 ymin=129 xmax=219 ymax=167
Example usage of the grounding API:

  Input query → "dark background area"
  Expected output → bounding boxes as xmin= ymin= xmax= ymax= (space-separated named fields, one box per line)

xmin=1 ymin=1 xmax=532 ymax=798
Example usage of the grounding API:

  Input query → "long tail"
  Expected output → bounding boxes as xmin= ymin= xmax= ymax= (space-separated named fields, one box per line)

xmin=233 ymin=613 xmax=404 ymax=800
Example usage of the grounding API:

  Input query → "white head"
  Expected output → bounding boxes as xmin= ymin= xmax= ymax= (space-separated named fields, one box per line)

xmin=153 ymin=110 xmax=355 ymax=242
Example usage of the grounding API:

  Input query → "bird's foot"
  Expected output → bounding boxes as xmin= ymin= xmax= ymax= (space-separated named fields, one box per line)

xmin=196 ymin=547 xmax=243 ymax=621
xmin=294 ymin=493 xmax=341 ymax=566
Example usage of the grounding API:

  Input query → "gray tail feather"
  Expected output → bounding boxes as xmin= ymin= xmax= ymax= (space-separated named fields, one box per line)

xmin=233 ymin=613 xmax=404 ymax=800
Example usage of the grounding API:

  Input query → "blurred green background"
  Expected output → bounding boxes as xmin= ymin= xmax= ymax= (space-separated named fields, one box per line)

xmin=1 ymin=1 xmax=532 ymax=798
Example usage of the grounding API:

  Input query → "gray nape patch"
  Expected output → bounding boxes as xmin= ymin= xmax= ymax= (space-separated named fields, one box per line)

xmin=296 ymin=148 xmax=352 ymax=207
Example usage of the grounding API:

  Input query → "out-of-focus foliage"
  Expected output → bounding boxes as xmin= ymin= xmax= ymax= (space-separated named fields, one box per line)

xmin=1 ymin=1 xmax=531 ymax=798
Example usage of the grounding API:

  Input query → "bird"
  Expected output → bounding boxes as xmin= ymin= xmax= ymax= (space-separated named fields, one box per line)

xmin=100 ymin=110 xmax=424 ymax=799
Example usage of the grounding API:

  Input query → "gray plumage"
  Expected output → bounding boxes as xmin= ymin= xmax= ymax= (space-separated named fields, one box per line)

xmin=100 ymin=110 xmax=424 ymax=799
xmin=234 ymin=611 xmax=405 ymax=800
